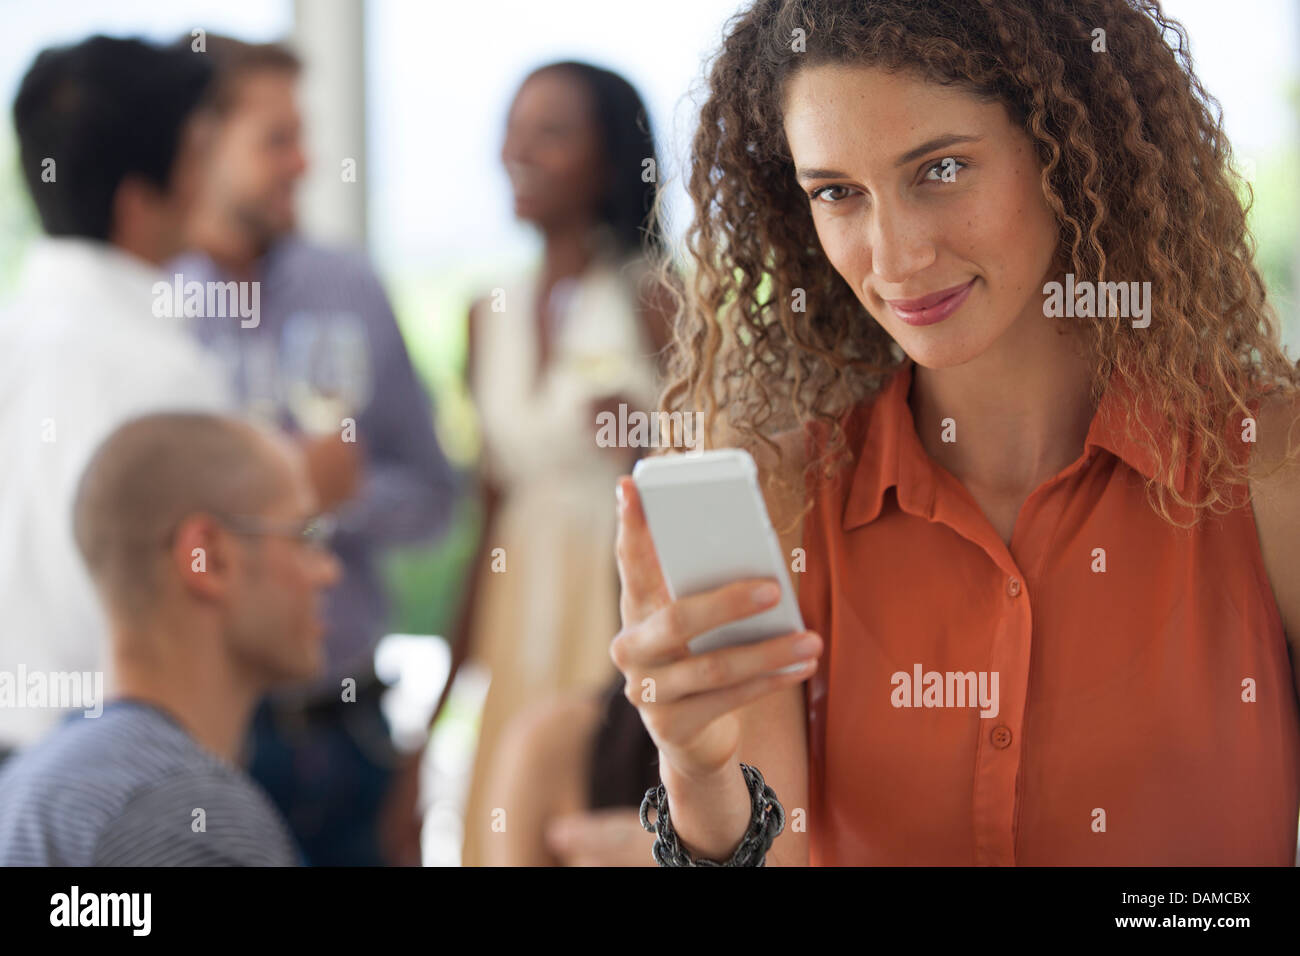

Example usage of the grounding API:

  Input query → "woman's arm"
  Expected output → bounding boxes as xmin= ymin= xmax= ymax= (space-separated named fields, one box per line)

xmin=746 ymin=426 xmax=813 ymax=866
xmin=647 ymin=425 xmax=815 ymax=866
xmin=1248 ymin=390 xmax=1300 ymax=689
xmin=732 ymin=684 xmax=810 ymax=866
xmin=430 ymin=299 xmax=502 ymax=729
xmin=482 ymin=694 xmax=602 ymax=866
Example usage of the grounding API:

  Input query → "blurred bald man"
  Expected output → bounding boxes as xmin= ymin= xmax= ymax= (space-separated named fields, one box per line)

xmin=0 ymin=413 xmax=340 ymax=866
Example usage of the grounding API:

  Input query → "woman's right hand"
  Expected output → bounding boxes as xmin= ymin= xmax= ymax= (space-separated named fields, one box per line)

xmin=609 ymin=475 xmax=823 ymax=783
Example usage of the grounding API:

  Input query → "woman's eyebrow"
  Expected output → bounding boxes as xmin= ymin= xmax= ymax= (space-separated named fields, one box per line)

xmin=894 ymin=133 xmax=982 ymax=167
xmin=795 ymin=166 xmax=852 ymax=182
xmin=795 ymin=133 xmax=984 ymax=183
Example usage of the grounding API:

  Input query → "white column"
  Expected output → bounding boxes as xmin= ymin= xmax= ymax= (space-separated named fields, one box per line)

xmin=292 ymin=0 xmax=368 ymax=247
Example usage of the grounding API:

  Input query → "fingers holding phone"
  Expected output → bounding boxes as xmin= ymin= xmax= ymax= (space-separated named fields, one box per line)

xmin=645 ymin=615 xmax=821 ymax=701
xmin=609 ymin=576 xmax=819 ymax=778
xmin=609 ymin=449 xmax=823 ymax=781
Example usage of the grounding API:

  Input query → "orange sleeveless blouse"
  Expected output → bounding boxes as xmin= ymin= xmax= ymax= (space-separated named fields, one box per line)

xmin=797 ymin=359 xmax=1300 ymax=864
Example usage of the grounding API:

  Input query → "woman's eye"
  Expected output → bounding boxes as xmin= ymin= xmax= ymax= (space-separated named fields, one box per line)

xmin=811 ymin=185 xmax=852 ymax=203
xmin=924 ymin=157 xmax=966 ymax=182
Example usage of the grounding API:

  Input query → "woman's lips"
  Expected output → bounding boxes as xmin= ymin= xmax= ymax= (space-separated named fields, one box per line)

xmin=886 ymin=278 xmax=977 ymax=327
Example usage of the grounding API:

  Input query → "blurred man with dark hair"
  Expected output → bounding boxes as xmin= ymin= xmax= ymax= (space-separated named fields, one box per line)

xmin=172 ymin=35 xmax=457 ymax=866
xmin=0 ymin=36 xmax=233 ymax=759
xmin=0 ymin=412 xmax=340 ymax=865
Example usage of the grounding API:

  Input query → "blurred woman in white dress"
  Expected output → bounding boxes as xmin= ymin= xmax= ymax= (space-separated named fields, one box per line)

xmin=453 ymin=61 xmax=671 ymax=867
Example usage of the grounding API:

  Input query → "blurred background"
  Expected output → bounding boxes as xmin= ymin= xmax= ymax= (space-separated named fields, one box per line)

xmin=2 ymin=0 xmax=1297 ymax=865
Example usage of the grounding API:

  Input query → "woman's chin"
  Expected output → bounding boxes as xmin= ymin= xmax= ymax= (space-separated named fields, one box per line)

xmin=512 ymin=196 xmax=546 ymax=222
xmin=890 ymin=331 xmax=988 ymax=371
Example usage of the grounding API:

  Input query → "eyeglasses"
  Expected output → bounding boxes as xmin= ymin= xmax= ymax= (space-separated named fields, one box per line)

xmin=214 ymin=513 xmax=338 ymax=551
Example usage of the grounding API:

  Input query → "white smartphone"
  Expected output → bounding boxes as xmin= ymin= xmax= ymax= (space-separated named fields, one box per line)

xmin=632 ymin=448 xmax=805 ymax=654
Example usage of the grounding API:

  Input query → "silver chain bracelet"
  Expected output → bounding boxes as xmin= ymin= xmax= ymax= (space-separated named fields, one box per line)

xmin=638 ymin=763 xmax=785 ymax=866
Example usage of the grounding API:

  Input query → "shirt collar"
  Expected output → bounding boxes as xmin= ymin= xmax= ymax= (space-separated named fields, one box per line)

xmin=841 ymin=358 xmax=1186 ymax=531
xmin=169 ymin=234 xmax=295 ymax=283
xmin=21 ymin=236 xmax=163 ymax=296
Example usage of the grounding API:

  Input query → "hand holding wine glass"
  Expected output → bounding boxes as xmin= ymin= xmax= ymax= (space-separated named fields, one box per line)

xmin=281 ymin=311 xmax=372 ymax=509
xmin=281 ymin=311 xmax=373 ymax=437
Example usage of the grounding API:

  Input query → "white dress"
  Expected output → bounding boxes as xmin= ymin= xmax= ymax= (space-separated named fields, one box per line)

xmin=461 ymin=256 xmax=661 ymax=866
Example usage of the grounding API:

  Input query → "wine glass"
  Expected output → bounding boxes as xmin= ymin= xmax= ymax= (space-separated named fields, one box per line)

xmin=206 ymin=324 xmax=282 ymax=428
xmin=242 ymin=334 xmax=284 ymax=427
xmin=280 ymin=311 xmax=373 ymax=436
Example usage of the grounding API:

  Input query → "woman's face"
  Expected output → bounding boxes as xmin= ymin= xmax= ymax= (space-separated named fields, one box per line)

xmin=782 ymin=64 xmax=1060 ymax=370
xmin=501 ymin=70 xmax=606 ymax=232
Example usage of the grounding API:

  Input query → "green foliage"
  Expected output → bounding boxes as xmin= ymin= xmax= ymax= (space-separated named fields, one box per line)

xmin=380 ymin=493 xmax=482 ymax=639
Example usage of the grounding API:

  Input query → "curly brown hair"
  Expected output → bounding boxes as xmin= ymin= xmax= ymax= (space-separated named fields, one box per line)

xmin=657 ymin=0 xmax=1300 ymax=528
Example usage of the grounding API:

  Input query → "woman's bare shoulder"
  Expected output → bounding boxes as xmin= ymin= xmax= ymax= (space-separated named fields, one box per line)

xmin=1247 ymin=388 xmax=1300 ymax=649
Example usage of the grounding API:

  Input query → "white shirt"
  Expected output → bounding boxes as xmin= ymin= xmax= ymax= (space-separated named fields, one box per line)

xmin=0 ymin=238 xmax=233 ymax=748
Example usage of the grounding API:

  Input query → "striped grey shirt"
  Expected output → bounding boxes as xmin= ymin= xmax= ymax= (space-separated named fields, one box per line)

xmin=0 ymin=699 xmax=300 ymax=866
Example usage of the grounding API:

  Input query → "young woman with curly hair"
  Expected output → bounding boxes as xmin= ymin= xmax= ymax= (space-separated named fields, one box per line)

xmin=609 ymin=0 xmax=1300 ymax=865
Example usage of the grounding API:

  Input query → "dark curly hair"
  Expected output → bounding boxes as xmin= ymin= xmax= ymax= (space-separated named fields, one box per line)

xmin=659 ymin=0 xmax=1300 ymax=528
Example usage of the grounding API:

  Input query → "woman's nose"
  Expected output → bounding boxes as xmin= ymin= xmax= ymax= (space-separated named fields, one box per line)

xmin=868 ymin=204 xmax=936 ymax=286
